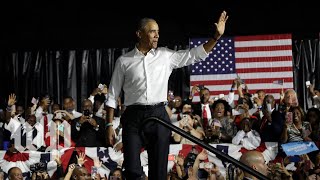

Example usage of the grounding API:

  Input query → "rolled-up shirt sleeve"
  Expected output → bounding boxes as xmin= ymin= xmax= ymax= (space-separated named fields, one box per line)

xmin=105 ymin=58 xmax=125 ymax=109
xmin=169 ymin=44 xmax=208 ymax=69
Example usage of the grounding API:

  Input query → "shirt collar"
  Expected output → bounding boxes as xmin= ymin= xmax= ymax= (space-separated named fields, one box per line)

xmin=133 ymin=45 xmax=156 ymax=57
xmin=201 ymin=103 xmax=209 ymax=107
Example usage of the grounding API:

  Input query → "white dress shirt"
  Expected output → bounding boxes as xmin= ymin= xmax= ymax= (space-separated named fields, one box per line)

xmin=5 ymin=117 xmax=44 ymax=148
xmin=106 ymin=45 xmax=208 ymax=108
xmin=201 ymin=103 xmax=212 ymax=124
xmin=232 ymin=130 xmax=261 ymax=150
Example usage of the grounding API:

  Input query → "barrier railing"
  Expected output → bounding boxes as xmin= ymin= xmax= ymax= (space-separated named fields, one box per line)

xmin=140 ymin=116 xmax=270 ymax=180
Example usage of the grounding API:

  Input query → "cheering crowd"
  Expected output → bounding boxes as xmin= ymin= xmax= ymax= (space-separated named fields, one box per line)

xmin=0 ymin=78 xmax=320 ymax=180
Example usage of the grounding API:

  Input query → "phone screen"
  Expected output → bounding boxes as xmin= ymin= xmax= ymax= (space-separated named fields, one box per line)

xmin=286 ymin=112 xmax=293 ymax=124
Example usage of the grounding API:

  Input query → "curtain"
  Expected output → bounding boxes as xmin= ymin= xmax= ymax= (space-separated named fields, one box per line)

xmin=292 ymin=39 xmax=320 ymax=111
xmin=1 ymin=39 xmax=320 ymax=112
xmin=0 ymin=46 xmax=190 ymax=111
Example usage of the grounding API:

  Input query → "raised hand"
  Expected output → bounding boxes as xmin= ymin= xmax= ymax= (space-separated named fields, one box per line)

xmin=93 ymin=157 xmax=102 ymax=168
xmin=76 ymin=152 xmax=87 ymax=166
xmin=101 ymin=84 xmax=108 ymax=94
xmin=68 ymin=163 xmax=76 ymax=173
xmin=197 ymin=149 xmax=208 ymax=161
xmin=8 ymin=93 xmax=16 ymax=106
xmin=214 ymin=11 xmax=229 ymax=39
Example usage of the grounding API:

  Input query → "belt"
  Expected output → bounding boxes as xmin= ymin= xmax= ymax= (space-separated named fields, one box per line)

xmin=127 ymin=102 xmax=166 ymax=110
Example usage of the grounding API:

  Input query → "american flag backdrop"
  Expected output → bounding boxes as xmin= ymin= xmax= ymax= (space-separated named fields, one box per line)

xmin=190 ymin=34 xmax=294 ymax=102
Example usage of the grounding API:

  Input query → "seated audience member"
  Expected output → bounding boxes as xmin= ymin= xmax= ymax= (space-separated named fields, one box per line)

xmin=232 ymin=117 xmax=261 ymax=150
xmin=71 ymin=99 xmax=106 ymax=147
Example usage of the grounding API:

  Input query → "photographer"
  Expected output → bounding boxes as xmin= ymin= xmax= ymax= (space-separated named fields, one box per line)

xmin=30 ymin=162 xmax=49 ymax=180
xmin=71 ymin=99 xmax=106 ymax=147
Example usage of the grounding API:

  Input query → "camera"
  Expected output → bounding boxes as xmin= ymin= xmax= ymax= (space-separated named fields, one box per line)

xmin=30 ymin=162 xmax=47 ymax=172
xmin=83 ymin=109 xmax=91 ymax=116
xmin=182 ymin=114 xmax=188 ymax=126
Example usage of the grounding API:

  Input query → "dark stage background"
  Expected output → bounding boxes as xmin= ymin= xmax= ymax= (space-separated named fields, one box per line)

xmin=0 ymin=1 xmax=319 ymax=111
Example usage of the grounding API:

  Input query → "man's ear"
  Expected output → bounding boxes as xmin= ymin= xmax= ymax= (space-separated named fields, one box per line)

xmin=136 ymin=30 xmax=141 ymax=39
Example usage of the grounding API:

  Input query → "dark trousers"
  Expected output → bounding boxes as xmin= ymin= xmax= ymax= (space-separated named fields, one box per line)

xmin=121 ymin=104 xmax=171 ymax=180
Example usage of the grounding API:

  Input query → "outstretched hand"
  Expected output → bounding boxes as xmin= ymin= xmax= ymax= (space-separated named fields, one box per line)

xmin=214 ymin=11 xmax=228 ymax=39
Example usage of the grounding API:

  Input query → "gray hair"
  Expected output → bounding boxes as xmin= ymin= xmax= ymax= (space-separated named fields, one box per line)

xmin=137 ymin=18 xmax=157 ymax=31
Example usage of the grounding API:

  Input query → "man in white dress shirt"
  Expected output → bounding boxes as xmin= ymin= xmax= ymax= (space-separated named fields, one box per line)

xmin=105 ymin=11 xmax=228 ymax=180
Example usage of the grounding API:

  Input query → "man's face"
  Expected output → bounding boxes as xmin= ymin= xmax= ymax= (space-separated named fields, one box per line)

xmin=63 ymin=98 xmax=74 ymax=112
xmin=138 ymin=21 xmax=159 ymax=50
xmin=82 ymin=100 xmax=93 ymax=113
xmin=27 ymin=115 xmax=37 ymax=127
xmin=16 ymin=106 xmax=24 ymax=116
xmin=258 ymin=91 xmax=266 ymax=101
xmin=200 ymin=89 xmax=210 ymax=104
xmin=255 ymin=155 xmax=268 ymax=176
xmin=9 ymin=168 xmax=23 ymax=180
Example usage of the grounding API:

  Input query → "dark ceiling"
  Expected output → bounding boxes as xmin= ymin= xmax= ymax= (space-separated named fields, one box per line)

xmin=1 ymin=1 xmax=319 ymax=50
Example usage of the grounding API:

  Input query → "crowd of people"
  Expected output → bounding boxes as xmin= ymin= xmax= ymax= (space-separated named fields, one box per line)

xmin=0 ymin=79 xmax=319 ymax=179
